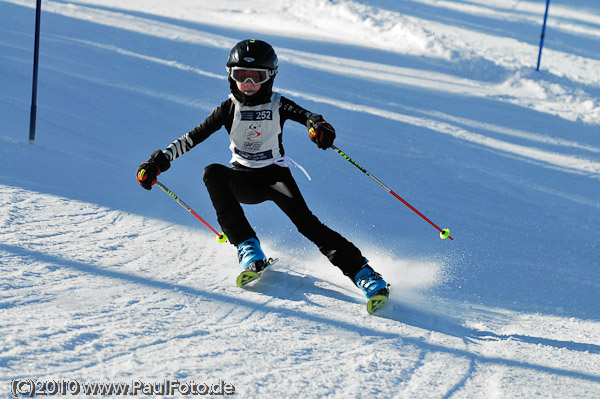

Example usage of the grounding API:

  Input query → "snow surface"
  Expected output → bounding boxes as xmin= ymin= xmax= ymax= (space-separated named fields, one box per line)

xmin=1 ymin=0 xmax=599 ymax=397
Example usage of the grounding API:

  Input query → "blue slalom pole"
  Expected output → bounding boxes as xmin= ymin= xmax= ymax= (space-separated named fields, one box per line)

xmin=29 ymin=0 xmax=42 ymax=144
xmin=536 ymin=0 xmax=551 ymax=71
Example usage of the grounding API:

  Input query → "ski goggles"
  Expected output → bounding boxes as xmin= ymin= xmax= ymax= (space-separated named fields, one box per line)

xmin=228 ymin=67 xmax=275 ymax=85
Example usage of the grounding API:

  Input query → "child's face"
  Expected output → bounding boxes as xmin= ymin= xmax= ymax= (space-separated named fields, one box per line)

xmin=236 ymin=81 xmax=261 ymax=96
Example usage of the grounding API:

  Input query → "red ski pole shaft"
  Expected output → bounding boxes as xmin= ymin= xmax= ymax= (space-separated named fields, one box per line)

xmin=331 ymin=145 xmax=453 ymax=241
xmin=155 ymin=181 xmax=227 ymax=242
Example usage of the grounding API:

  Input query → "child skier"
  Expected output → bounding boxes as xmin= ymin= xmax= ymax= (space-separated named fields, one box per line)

xmin=136 ymin=39 xmax=389 ymax=306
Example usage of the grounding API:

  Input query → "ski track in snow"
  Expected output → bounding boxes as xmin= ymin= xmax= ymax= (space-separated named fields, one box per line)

xmin=2 ymin=185 xmax=599 ymax=398
xmin=1 ymin=0 xmax=600 ymax=397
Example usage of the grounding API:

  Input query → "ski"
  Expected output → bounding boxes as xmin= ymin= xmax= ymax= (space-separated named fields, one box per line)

xmin=366 ymin=286 xmax=390 ymax=315
xmin=236 ymin=258 xmax=388 ymax=314
xmin=236 ymin=258 xmax=278 ymax=287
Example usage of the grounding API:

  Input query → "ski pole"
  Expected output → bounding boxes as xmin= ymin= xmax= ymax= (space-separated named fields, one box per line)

xmin=155 ymin=181 xmax=227 ymax=243
xmin=330 ymin=144 xmax=453 ymax=241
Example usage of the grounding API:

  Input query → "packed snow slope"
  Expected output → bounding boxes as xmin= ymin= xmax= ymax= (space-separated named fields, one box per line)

xmin=1 ymin=0 xmax=599 ymax=397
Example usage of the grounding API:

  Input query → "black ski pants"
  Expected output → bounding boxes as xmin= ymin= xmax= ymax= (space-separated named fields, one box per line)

xmin=203 ymin=163 xmax=365 ymax=278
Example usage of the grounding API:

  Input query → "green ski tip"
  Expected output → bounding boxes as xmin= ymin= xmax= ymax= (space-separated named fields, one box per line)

xmin=236 ymin=258 xmax=278 ymax=287
xmin=366 ymin=286 xmax=390 ymax=314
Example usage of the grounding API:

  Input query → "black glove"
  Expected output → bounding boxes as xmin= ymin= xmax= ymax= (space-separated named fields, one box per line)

xmin=307 ymin=114 xmax=335 ymax=150
xmin=136 ymin=150 xmax=170 ymax=190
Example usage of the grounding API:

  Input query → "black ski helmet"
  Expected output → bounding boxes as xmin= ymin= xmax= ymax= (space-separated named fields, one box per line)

xmin=226 ymin=39 xmax=278 ymax=72
xmin=226 ymin=39 xmax=278 ymax=105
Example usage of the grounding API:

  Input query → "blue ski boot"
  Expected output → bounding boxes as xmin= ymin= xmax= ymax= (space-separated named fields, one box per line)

xmin=237 ymin=238 xmax=268 ymax=272
xmin=354 ymin=264 xmax=390 ymax=314
xmin=354 ymin=265 xmax=389 ymax=299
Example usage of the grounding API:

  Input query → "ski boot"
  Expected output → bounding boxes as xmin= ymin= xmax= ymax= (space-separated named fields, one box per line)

xmin=354 ymin=264 xmax=390 ymax=314
xmin=237 ymin=238 xmax=268 ymax=272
